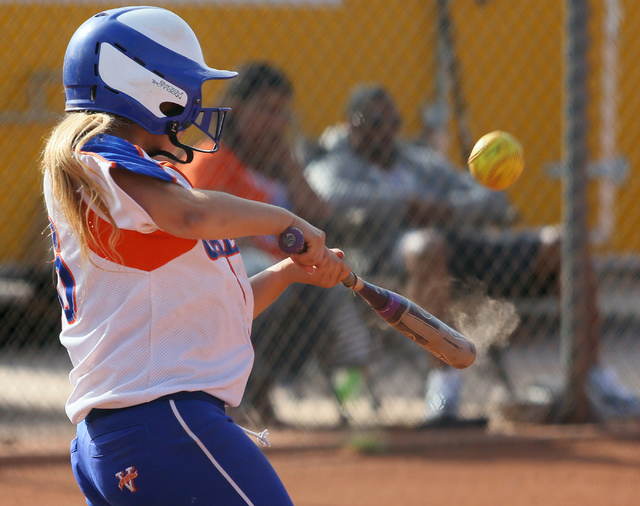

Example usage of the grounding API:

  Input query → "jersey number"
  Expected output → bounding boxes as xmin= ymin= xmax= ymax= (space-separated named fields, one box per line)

xmin=49 ymin=218 xmax=77 ymax=324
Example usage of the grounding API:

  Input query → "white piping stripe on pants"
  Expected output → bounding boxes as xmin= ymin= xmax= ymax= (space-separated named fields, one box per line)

xmin=169 ymin=399 xmax=255 ymax=506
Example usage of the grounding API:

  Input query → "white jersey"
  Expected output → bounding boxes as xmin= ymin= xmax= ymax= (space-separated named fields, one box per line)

xmin=43 ymin=134 xmax=255 ymax=424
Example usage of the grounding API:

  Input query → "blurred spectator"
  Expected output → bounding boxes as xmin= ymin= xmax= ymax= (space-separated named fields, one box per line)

xmin=305 ymin=84 xmax=563 ymax=427
xmin=182 ymin=62 xmax=373 ymax=426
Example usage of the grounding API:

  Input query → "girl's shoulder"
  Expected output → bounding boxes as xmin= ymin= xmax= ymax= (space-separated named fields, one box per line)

xmin=80 ymin=134 xmax=175 ymax=183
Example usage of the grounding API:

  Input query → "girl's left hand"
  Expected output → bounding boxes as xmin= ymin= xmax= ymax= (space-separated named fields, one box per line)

xmin=290 ymin=248 xmax=351 ymax=288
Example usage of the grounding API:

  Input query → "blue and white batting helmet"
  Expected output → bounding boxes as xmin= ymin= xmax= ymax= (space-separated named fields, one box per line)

xmin=63 ymin=6 xmax=237 ymax=159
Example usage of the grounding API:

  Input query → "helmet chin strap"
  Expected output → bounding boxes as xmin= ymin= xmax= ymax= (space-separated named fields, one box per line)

xmin=152 ymin=125 xmax=197 ymax=164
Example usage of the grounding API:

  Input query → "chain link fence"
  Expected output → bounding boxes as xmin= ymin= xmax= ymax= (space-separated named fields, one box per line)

xmin=1 ymin=0 xmax=640 ymax=457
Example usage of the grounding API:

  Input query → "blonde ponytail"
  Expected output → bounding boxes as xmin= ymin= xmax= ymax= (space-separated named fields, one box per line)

xmin=42 ymin=112 xmax=124 ymax=265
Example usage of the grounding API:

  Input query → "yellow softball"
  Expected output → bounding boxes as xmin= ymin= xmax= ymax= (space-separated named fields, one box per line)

xmin=467 ymin=131 xmax=524 ymax=191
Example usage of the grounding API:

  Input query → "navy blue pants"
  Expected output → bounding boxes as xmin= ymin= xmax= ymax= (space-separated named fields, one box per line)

xmin=70 ymin=391 xmax=293 ymax=505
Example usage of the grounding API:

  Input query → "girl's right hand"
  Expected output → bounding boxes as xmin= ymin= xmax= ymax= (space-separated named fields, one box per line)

xmin=285 ymin=217 xmax=329 ymax=274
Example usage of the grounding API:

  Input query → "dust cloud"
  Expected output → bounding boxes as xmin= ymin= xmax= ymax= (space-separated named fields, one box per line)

xmin=449 ymin=291 xmax=520 ymax=355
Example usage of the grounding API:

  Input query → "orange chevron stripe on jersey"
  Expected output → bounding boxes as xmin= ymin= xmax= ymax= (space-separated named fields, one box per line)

xmin=86 ymin=207 xmax=197 ymax=271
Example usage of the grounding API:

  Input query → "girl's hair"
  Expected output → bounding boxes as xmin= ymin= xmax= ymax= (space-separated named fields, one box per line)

xmin=42 ymin=112 xmax=126 ymax=265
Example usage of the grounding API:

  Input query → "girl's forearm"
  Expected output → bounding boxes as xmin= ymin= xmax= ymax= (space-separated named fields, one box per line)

xmin=249 ymin=259 xmax=301 ymax=318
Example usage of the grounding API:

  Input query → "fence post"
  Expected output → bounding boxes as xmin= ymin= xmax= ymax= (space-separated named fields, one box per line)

xmin=559 ymin=0 xmax=596 ymax=422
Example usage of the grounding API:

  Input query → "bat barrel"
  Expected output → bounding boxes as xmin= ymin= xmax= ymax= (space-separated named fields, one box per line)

xmin=347 ymin=276 xmax=476 ymax=368
xmin=278 ymin=227 xmax=476 ymax=368
xmin=395 ymin=293 xmax=476 ymax=369
xmin=362 ymin=288 xmax=476 ymax=369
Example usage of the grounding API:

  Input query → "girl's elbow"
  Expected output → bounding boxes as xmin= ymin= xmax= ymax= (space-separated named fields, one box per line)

xmin=155 ymin=207 xmax=205 ymax=238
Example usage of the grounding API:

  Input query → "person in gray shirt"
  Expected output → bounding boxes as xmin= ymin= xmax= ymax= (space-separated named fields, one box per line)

xmin=306 ymin=84 xmax=561 ymax=427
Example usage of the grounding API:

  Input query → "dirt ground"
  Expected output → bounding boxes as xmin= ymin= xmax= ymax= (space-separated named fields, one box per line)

xmin=2 ymin=425 xmax=640 ymax=506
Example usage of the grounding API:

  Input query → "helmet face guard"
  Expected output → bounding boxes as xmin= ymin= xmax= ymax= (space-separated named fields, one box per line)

xmin=63 ymin=6 xmax=237 ymax=162
xmin=159 ymin=108 xmax=230 ymax=164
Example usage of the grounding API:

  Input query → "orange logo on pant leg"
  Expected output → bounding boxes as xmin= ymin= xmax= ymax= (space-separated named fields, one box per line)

xmin=116 ymin=466 xmax=139 ymax=492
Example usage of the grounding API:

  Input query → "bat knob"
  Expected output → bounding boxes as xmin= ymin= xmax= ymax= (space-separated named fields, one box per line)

xmin=278 ymin=227 xmax=305 ymax=254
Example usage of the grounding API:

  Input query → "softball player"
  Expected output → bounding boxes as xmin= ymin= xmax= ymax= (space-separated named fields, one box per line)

xmin=43 ymin=6 xmax=350 ymax=505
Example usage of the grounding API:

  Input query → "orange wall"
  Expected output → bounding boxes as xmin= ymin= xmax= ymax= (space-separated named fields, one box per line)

xmin=1 ymin=0 xmax=638 ymax=261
